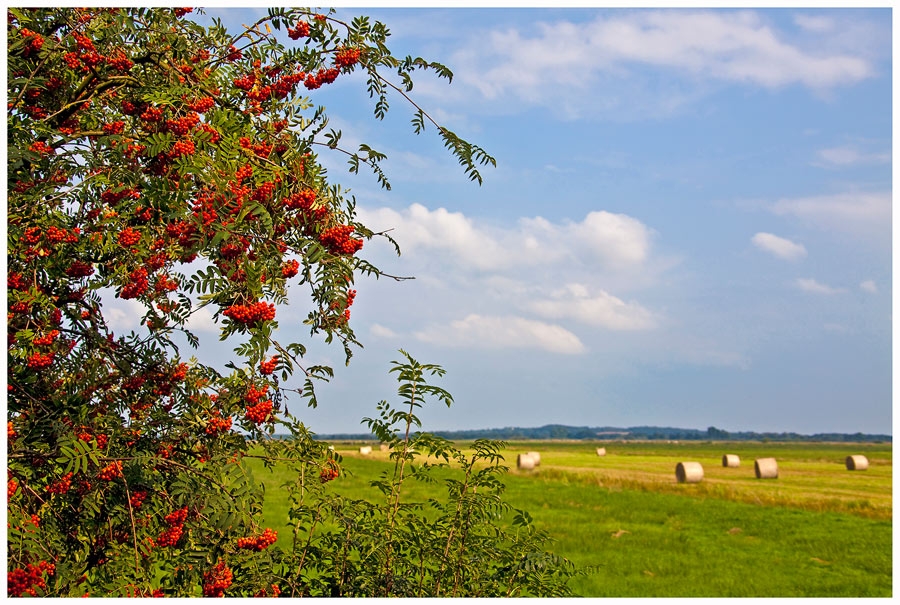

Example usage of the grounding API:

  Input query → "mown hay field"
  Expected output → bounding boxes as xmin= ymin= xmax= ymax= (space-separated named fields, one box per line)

xmin=245 ymin=440 xmax=892 ymax=597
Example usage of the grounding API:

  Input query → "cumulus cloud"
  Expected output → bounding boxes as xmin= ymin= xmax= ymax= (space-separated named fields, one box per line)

xmin=185 ymin=306 xmax=219 ymax=333
xmin=751 ymin=232 xmax=807 ymax=261
xmin=451 ymin=10 xmax=873 ymax=113
xmin=860 ymin=280 xmax=878 ymax=293
xmin=105 ymin=299 xmax=146 ymax=332
xmin=414 ymin=314 xmax=587 ymax=355
xmin=357 ymin=204 xmax=654 ymax=272
xmin=529 ymin=283 xmax=657 ymax=331
xmin=795 ymin=278 xmax=844 ymax=294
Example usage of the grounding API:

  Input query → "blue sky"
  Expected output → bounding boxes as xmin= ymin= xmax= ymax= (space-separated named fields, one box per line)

xmin=111 ymin=8 xmax=892 ymax=435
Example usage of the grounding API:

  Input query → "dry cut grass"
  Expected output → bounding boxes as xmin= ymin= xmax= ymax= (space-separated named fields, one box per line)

xmin=497 ymin=441 xmax=892 ymax=520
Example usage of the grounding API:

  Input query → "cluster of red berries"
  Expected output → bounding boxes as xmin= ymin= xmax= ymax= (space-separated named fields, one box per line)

xmin=17 ymin=28 xmax=44 ymax=58
xmin=238 ymin=137 xmax=273 ymax=158
xmin=205 ymin=414 xmax=232 ymax=435
xmin=255 ymin=584 xmax=282 ymax=598
xmin=233 ymin=73 xmax=256 ymax=91
xmin=236 ymin=528 xmax=277 ymax=551
xmin=118 ymin=227 xmax=141 ymax=247
xmin=280 ymin=259 xmax=299 ymax=278
xmin=226 ymin=45 xmax=242 ymax=62
xmin=170 ymin=140 xmax=195 ymax=158
xmin=284 ymin=188 xmax=321 ymax=213
xmin=223 ymin=301 xmax=276 ymax=325
xmin=319 ymin=462 xmax=339 ymax=483
xmin=66 ymin=260 xmax=95 ymax=278
xmin=259 ymin=356 xmax=279 ymax=375
xmin=97 ymin=461 xmax=123 ymax=481
xmin=103 ymin=121 xmax=125 ymax=135
xmin=45 ymin=472 xmax=73 ymax=495
xmin=243 ymin=384 xmax=273 ymax=424
xmin=32 ymin=329 xmax=59 ymax=346
xmin=157 ymin=507 xmax=188 ymax=548
xmin=139 ymin=106 xmax=164 ymax=123
xmin=7 ymin=561 xmax=55 ymax=597
xmin=60 ymin=30 xmax=131 ymax=74
xmin=78 ymin=430 xmax=108 ymax=450
xmin=202 ymin=561 xmax=233 ymax=598
xmin=47 ymin=225 xmax=79 ymax=243
xmin=319 ymin=225 xmax=363 ymax=256
xmin=120 ymin=267 xmax=149 ymax=299
xmin=29 ymin=141 xmax=53 ymax=156
xmin=8 ymin=272 xmax=27 ymax=290
xmin=165 ymin=112 xmax=200 ymax=136
xmin=129 ymin=490 xmax=148 ymax=509
xmin=186 ymin=96 xmax=215 ymax=113
xmin=287 ymin=20 xmax=310 ymax=39
xmin=171 ymin=363 xmax=188 ymax=382
xmin=8 ymin=478 xmax=19 ymax=499
xmin=21 ymin=226 xmax=41 ymax=245
xmin=304 ymin=67 xmax=340 ymax=90
xmin=27 ymin=352 xmax=55 ymax=370
xmin=105 ymin=49 xmax=133 ymax=72
xmin=101 ymin=186 xmax=140 ymax=206
xmin=174 ymin=7 xmax=193 ymax=18
xmin=244 ymin=399 xmax=273 ymax=425
xmin=8 ymin=421 xmax=16 ymax=442
xmin=250 ymin=181 xmax=275 ymax=202
xmin=334 ymin=47 xmax=361 ymax=69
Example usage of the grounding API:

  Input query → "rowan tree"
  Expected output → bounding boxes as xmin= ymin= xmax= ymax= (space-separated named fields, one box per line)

xmin=7 ymin=7 xmax=575 ymax=597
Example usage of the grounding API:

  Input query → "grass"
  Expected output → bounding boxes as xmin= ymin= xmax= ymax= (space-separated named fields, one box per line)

xmin=243 ymin=440 xmax=892 ymax=597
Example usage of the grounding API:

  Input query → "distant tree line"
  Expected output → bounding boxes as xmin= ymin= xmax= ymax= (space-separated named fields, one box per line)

xmin=317 ymin=424 xmax=891 ymax=443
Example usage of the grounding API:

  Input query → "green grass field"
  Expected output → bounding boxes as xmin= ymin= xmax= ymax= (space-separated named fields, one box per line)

xmin=244 ymin=440 xmax=892 ymax=597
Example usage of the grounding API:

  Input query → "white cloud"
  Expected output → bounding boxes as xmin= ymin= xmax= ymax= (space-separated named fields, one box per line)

xmin=529 ymin=283 xmax=657 ymax=331
xmin=105 ymin=299 xmax=146 ymax=332
xmin=450 ymin=10 xmax=873 ymax=114
xmin=860 ymin=280 xmax=878 ymax=293
xmin=357 ymin=204 xmax=654 ymax=272
xmin=185 ymin=305 xmax=219 ymax=333
xmin=751 ymin=232 xmax=807 ymax=261
xmin=794 ymin=14 xmax=835 ymax=33
xmin=816 ymin=146 xmax=890 ymax=166
xmin=770 ymin=191 xmax=891 ymax=241
xmin=370 ymin=323 xmax=399 ymax=338
xmin=795 ymin=278 xmax=845 ymax=294
xmin=414 ymin=314 xmax=586 ymax=355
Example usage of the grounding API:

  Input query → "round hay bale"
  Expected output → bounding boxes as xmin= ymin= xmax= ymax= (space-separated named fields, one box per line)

xmin=526 ymin=451 xmax=541 ymax=466
xmin=754 ymin=457 xmax=778 ymax=479
xmin=722 ymin=454 xmax=740 ymax=468
xmin=846 ymin=455 xmax=869 ymax=471
xmin=596 ymin=447 xmax=607 ymax=456
xmin=517 ymin=453 xmax=535 ymax=470
xmin=358 ymin=445 xmax=372 ymax=455
xmin=379 ymin=443 xmax=389 ymax=451
xmin=675 ymin=461 xmax=703 ymax=483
